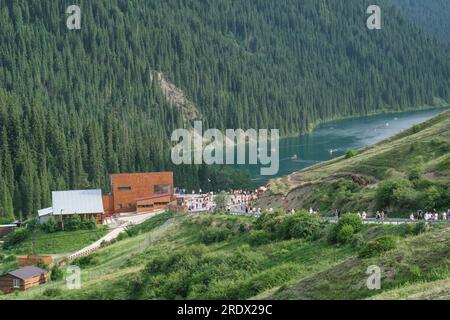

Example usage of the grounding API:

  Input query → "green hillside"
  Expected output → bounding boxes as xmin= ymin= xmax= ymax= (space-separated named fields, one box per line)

xmin=2 ymin=0 xmax=450 ymax=220
xmin=1 ymin=210 xmax=448 ymax=300
xmin=257 ymin=109 xmax=450 ymax=215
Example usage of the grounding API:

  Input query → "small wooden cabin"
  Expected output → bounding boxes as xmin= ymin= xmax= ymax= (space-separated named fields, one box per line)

xmin=0 ymin=266 xmax=48 ymax=294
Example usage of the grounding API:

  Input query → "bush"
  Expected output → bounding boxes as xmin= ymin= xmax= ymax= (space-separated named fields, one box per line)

xmin=199 ymin=227 xmax=232 ymax=244
xmin=337 ymin=213 xmax=363 ymax=233
xmin=255 ymin=210 xmax=322 ymax=241
xmin=42 ymin=216 xmax=58 ymax=233
xmin=351 ymin=233 xmax=365 ymax=248
xmin=117 ymin=231 xmax=129 ymax=241
xmin=83 ymin=216 xmax=97 ymax=230
xmin=376 ymin=178 xmax=418 ymax=210
xmin=50 ymin=265 xmax=64 ymax=281
xmin=345 ymin=149 xmax=358 ymax=159
xmin=255 ymin=210 xmax=285 ymax=233
xmin=65 ymin=215 xmax=82 ymax=231
xmin=420 ymin=186 xmax=442 ymax=210
xmin=72 ymin=254 xmax=99 ymax=267
xmin=3 ymin=228 xmax=29 ymax=248
xmin=336 ymin=225 xmax=354 ymax=244
xmin=27 ymin=219 xmax=40 ymax=231
xmin=248 ymin=230 xmax=271 ymax=246
xmin=42 ymin=288 xmax=63 ymax=297
xmin=412 ymin=221 xmax=428 ymax=235
xmin=284 ymin=212 xmax=322 ymax=240
xmin=358 ymin=236 xmax=397 ymax=258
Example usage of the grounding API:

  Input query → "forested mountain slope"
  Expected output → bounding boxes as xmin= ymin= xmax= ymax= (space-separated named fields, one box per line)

xmin=393 ymin=0 xmax=450 ymax=43
xmin=1 ymin=0 xmax=450 ymax=219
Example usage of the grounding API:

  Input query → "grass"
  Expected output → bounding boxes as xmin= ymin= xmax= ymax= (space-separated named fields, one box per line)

xmin=269 ymin=224 xmax=450 ymax=300
xmin=0 ymin=213 xmax=353 ymax=300
xmin=1 ymin=212 xmax=449 ymax=300
xmin=2 ymin=227 xmax=108 ymax=255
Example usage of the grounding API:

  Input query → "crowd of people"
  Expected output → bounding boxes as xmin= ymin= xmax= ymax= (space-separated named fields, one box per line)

xmin=178 ymin=189 xmax=450 ymax=224
xmin=412 ymin=209 xmax=449 ymax=221
xmin=178 ymin=189 xmax=261 ymax=215
xmin=333 ymin=208 xmax=450 ymax=222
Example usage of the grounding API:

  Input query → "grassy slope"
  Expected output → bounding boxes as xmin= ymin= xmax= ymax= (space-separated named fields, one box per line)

xmin=2 ymin=228 xmax=108 ymax=255
xmin=257 ymin=109 xmax=450 ymax=213
xmin=1 ymin=212 xmax=448 ymax=300
xmin=268 ymin=224 xmax=450 ymax=300
xmin=0 ymin=213 xmax=354 ymax=300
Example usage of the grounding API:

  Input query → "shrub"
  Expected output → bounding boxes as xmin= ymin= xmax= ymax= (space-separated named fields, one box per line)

xmin=199 ymin=227 xmax=232 ymax=244
xmin=256 ymin=210 xmax=322 ymax=241
xmin=42 ymin=216 xmax=58 ymax=233
xmin=336 ymin=225 xmax=354 ymax=244
xmin=50 ymin=265 xmax=64 ymax=281
xmin=412 ymin=221 xmax=428 ymax=235
xmin=83 ymin=216 xmax=97 ymax=230
xmin=117 ymin=231 xmax=129 ymax=241
xmin=351 ymin=233 xmax=365 ymax=248
xmin=420 ymin=186 xmax=442 ymax=210
xmin=72 ymin=254 xmax=98 ymax=267
xmin=376 ymin=178 xmax=418 ymax=210
xmin=284 ymin=212 xmax=322 ymax=240
xmin=65 ymin=215 xmax=82 ymax=231
xmin=42 ymin=288 xmax=63 ymax=297
xmin=345 ymin=149 xmax=358 ymax=159
xmin=337 ymin=213 xmax=363 ymax=233
xmin=358 ymin=236 xmax=397 ymax=258
xmin=3 ymin=228 xmax=29 ymax=248
xmin=26 ymin=219 xmax=40 ymax=231
xmin=254 ymin=210 xmax=285 ymax=233
xmin=408 ymin=166 xmax=423 ymax=182
xmin=248 ymin=230 xmax=271 ymax=246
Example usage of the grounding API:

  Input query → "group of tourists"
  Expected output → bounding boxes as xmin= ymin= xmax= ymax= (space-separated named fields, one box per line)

xmin=412 ymin=209 xmax=449 ymax=221
xmin=179 ymin=189 xmax=260 ymax=214
xmin=333 ymin=208 xmax=450 ymax=222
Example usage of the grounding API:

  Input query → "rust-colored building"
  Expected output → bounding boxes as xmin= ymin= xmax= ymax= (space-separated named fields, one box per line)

xmin=17 ymin=255 xmax=53 ymax=268
xmin=104 ymin=172 xmax=174 ymax=215
xmin=0 ymin=266 xmax=48 ymax=294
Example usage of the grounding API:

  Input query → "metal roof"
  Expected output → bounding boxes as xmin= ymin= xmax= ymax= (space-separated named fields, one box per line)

xmin=8 ymin=266 xmax=47 ymax=280
xmin=38 ymin=207 xmax=53 ymax=217
xmin=52 ymin=189 xmax=104 ymax=215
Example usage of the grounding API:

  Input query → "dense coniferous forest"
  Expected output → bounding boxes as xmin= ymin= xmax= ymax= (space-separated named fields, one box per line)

xmin=1 ymin=0 xmax=450 ymax=220
xmin=393 ymin=0 xmax=450 ymax=43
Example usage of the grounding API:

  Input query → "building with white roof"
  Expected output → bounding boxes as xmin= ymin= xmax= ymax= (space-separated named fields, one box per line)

xmin=38 ymin=189 xmax=104 ymax=224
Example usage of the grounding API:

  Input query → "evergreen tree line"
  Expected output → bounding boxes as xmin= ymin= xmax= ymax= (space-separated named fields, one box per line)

xmin=393 ymin=0 xmax=450 ymax=43
xmin=0 ymin=0 xmax=450 ymax=219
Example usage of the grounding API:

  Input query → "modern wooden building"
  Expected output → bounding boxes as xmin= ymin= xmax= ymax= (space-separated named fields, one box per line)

xmin=103 ymin=172 xmax=174 ymax=215
xmin=0 ymin=266 xmax=48 ymax=294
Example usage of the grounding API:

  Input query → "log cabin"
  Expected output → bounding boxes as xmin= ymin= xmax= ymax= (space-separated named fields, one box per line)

xmin=0 ymin=266 xmax=48 ymax=294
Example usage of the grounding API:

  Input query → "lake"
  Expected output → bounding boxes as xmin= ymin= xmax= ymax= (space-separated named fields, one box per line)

xmin=233 ymin=108 xmax=447 ymax=187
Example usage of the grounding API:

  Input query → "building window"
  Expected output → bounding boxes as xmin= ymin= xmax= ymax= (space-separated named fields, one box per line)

xmin=13 ymin=279 xmax=20 ymax=289
xmin=154 ymin=184 xmax=171 ymax=194
xmin=118 ymin=186 xmax=131 ymax=191
xmin=118 ymin=204 xmax=123 ymax=209
xmin=127 ymin=203 xmax=132 ymax=209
